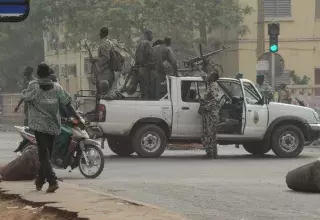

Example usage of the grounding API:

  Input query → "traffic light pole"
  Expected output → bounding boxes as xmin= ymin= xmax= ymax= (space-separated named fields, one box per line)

xmin=271 ymin=52 xmax=276 ymax=90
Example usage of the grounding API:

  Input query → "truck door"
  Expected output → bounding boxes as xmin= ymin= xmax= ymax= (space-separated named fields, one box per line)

xmin=240 ymin=80 xmax=269 ymax=138
xmin=174 ymin=80 xmax=205 ymax=138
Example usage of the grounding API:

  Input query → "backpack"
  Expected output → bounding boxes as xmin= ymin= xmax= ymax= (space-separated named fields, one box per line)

xmin=109 ymin=49 xmax=125 ymax=72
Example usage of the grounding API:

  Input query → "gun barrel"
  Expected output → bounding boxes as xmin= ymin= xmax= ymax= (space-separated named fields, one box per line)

xmin=184 ymin=46 xmax=230 ymax=65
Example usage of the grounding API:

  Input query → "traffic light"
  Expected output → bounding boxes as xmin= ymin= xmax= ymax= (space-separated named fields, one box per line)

xmin=268 ymin=23 xmax=280 ymax=53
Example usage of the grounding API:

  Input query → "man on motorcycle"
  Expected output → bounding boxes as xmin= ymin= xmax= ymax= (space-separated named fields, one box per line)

xmin=21 ymin=63 xmax=82 ymax=193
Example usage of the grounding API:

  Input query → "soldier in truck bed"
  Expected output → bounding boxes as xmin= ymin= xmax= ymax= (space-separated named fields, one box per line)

xmin=148 ymin=36 xmax=178 ymax=100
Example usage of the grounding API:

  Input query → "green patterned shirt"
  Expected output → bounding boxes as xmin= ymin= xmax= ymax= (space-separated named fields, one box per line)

xmin=22 ymin=79 xmax=71 ymax=135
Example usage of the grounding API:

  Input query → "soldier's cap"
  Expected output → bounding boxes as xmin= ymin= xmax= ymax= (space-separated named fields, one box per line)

xmin=256 ymin=74 xmax=264 ymax=78
xmin=100 ymin=80 xmax=110 ymax=94
xmin=24 ymin=66 xmax=33 ymax=75
xmin=100 ymin=26 xmax=109 ymax=35
xmin=207 ymin=70 xmax=219 ymax=79
xmin=25 ymin=66 xmax=33 ymax=72
xmin=144 ymin=29 xmax=153 ymax=36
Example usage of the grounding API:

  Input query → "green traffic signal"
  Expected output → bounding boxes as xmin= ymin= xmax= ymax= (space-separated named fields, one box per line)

xmin=270 ymin=44 xmax=278 ymax=52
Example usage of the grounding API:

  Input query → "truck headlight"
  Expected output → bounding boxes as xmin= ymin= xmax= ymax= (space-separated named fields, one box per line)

xmin=313 ymin=111 xmax=320 ymax=121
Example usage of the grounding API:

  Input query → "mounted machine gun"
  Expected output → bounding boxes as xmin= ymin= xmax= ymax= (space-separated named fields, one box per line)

xmin=183 ymin=45 xmax=230 ymax=75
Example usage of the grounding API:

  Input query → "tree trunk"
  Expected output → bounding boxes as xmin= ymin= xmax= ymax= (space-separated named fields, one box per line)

xmin=195 ymin=2 xmax=207 ymax=45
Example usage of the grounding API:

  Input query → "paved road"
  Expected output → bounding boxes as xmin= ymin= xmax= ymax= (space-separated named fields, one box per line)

xmin=1 ymin=131 xmax=320 ymax=220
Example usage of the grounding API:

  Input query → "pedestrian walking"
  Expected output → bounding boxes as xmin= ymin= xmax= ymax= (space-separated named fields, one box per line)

xmin=21 ymin=63 xmax=72 ymax=193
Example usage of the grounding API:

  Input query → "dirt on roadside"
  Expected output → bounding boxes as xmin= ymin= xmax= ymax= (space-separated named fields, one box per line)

xmin=0 ymin=198 xmax=78 ymax=220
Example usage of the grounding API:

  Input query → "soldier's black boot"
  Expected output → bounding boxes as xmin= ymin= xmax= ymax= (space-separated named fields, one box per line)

xmin=202 ymin=151 xmax=218 ymax=159
xmin=46 ymin=181 xmax=59 ymax=193
xmin=35 ymin=178 xmax=45 ymax=191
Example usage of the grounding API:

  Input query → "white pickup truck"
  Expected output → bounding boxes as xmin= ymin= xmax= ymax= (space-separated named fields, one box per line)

xmin=96 ymin=76 xmax=320 ymax=158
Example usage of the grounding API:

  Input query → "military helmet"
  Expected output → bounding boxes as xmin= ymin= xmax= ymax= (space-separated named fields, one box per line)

xmin=236 ymin=72 xmax=243 ymax=79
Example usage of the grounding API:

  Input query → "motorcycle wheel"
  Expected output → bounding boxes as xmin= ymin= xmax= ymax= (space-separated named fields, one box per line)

xmin=78 ymin=144 xmax=104 ymax=179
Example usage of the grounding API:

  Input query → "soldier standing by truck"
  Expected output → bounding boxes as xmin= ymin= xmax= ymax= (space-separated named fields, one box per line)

xmin=278 ymin=82 xmax=292 ymax=104
xmin=199 ymin=70 xmax=222 ymax=159
xmin=256 ymin=74 xmax=273 ymax=101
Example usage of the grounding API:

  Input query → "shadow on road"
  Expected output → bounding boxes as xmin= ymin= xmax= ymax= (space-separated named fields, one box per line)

xmin=104 ymin=153 xmax=314 ymax=161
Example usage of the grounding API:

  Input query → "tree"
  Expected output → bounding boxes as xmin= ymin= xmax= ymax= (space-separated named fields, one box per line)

xmin=0 ymin=0 xmax=253 ymax=91
xmin=291 ymin=72 xmax=311 ymax=85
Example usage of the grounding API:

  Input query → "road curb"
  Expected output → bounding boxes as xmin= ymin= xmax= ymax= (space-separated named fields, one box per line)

xmin=60 ymin=181 xmax=165 ymax=210
xmin=0 ymin=181 xmax=185 ymax=220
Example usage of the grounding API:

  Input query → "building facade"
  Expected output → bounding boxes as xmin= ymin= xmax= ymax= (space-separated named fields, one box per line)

xmin=43 ymin=24 xmax=94 ymax=97
xmin=238 ymin=0 xmax=320 ymax=88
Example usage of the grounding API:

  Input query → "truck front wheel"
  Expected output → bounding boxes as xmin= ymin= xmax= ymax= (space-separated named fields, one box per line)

xmin=243 ymin=141 xmax=271 ymax=156
xmin=271 ymin=124 xmax=305 ymax=158
xmin=132 ymin=124 xmax=167 ymax=158
xmin=107 ymin=136 xmax=134 ymax=157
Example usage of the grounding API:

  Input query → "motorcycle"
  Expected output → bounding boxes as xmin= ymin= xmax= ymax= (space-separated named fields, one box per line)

xmin=13 ymin=116 xmax=105 ymax=179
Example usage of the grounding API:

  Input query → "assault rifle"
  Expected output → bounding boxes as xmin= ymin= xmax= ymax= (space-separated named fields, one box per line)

xmin=183 ymin=45 xmax=230 ymax=70
xmin=120 ymin=62 xmax=139 ymax=92
xmin=84 ymin=40 xmax=101 ymax=116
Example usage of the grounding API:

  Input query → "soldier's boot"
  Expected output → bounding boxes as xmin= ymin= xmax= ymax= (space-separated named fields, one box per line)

xmin=46 ymin=182 xmax=59 ymax=193
xmin=35 ymin=178 xmax=45 ymax=191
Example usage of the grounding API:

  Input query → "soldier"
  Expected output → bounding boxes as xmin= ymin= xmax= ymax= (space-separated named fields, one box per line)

xmin=163 ymin=36 xmax=176 ymax=76
xmin=256 ymin=74 xmax=273 ymax=101
xmin=133 ymin=29 xmax=153 ymax=99
xmin=235 ymin=72 xmax=243 ymax=79
xmin=121 ymin=30 xmax=153 ymax=98
xmin=97 ymin=27 xmax=116 ymax=88
xmin=100 ymin=80 xmax=124 ymax=100
xmin=149 ymin=38 xmax=178 ymax=100
xmin=199 ymin=69 xmax=222 ymax=159
xmin=14 ymin=66 xmax=36 ymax=126
xmin=278 ymin=82 xmax=292 ymax=104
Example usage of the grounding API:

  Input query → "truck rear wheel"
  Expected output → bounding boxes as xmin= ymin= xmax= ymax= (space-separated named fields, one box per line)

xmin=271 ymin=124 xmax=304 ymax=158
xmin=132 ymin=124 xmax=167 ymax=158
xmin=243 ymin=141 xmax=271 ymax=156
xmin=107 ymin=137 xmax=134 ymax=157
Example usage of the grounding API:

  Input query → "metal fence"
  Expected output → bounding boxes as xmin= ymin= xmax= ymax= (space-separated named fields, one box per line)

xmin=0 ymin=93 xmax=24 ymax=125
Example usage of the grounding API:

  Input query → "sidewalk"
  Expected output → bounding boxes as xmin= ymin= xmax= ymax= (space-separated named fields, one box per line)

xmin=0 ymin=181 xmax=185 ymax=220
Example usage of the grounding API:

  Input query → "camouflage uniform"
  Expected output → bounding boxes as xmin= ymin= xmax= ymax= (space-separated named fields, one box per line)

xmin=149 ymin=44 xmax=178 ymax=100
xmin=278 ymin=88 xmax=292 ymax=104
xmin=98 ymin=38 xmax=115 ymax=87
xmin=199 ymin=75 xmax=222 ymax=158
xmin=256 ymin=83 xmax=273 ymax=101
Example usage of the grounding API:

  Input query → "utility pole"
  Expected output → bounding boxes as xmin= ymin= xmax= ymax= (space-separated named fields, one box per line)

xmin=257 ymin=0 xmax=265 ymax=59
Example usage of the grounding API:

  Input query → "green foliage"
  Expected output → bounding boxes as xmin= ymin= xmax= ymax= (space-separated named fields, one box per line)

xmin=291 ymin=72 xmax=311 ymax=85
xmin=0 ymin=0 xmax=252 ymax=92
